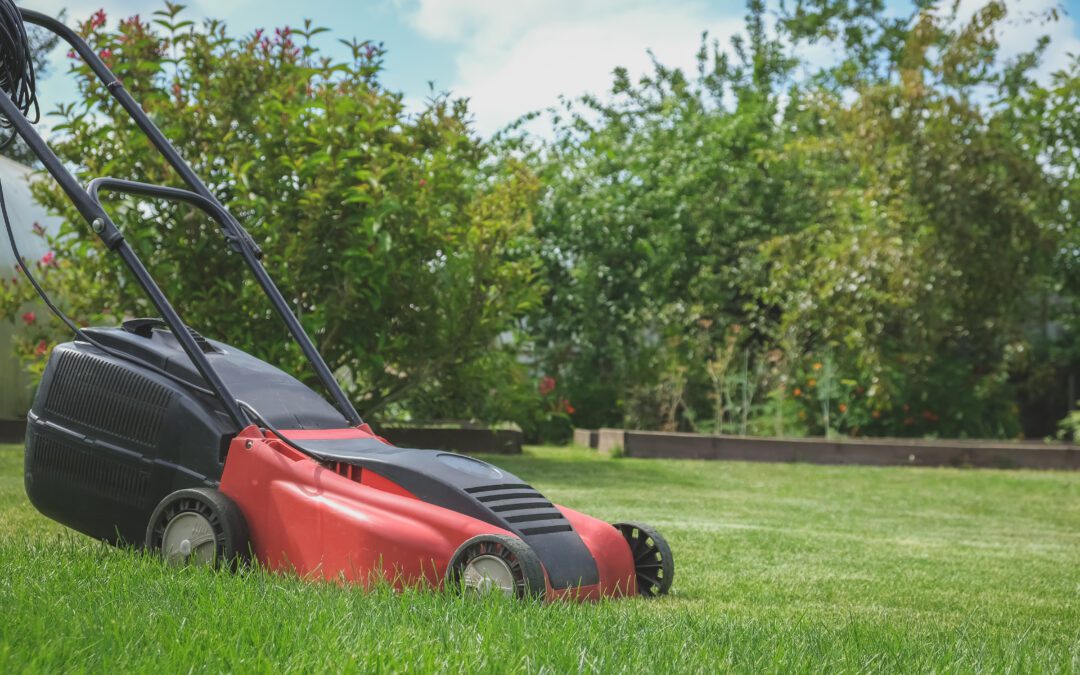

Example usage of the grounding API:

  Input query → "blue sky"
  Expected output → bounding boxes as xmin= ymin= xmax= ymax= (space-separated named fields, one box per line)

xmin=26 ymin=0 xmax=1080 ymax=137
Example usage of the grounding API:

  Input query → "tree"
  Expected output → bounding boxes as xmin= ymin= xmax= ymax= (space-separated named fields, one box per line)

xmin=521 ymin=1 xmax=802 ymax=432
xmin=527 ymin=0 xmax=1070 ymax=438
xmin=0 ymin=5 xmax=542 ymax=427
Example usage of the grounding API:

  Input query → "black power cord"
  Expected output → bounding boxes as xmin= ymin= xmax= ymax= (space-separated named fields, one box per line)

xmin=0 ymin=0 xmax=39 ymax=149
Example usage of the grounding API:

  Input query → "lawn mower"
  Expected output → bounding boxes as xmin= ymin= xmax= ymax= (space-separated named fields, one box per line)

xmin=0 ymin=4 xmax=673 ymax=600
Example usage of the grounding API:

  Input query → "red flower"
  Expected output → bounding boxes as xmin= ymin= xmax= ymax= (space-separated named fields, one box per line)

xmin=539 ymin=376 xmax=556 ymax=396
xmin=566 ymin=404 xmax=575 ymax=415
xmin=34 ymin=340 xmax=48 ymax=357
xmin=419 ymin=178 xmax=427 ymax=187
xmin=21 ymin=311 xmax=36 ymax=325
xmin=66 ymin=50 xmax=77 ymax=59
xmin=99 ymin=49 xmax=112 ymax=61
xmin=40 ymin=251 xmax=56 ymax=267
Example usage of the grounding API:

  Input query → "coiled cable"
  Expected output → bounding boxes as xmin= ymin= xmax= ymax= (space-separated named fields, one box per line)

xmin=0 ymin=0 xmax=40 ymax=149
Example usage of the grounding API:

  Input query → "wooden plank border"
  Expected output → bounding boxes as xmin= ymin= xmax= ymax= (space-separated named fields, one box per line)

xmin=583 ymin=428 xmax=1080 ymax=470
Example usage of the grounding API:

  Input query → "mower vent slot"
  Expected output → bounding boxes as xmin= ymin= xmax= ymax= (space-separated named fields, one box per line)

xmin=490 ymin=501 xmax=553 ymax=513
xmin=519 ymin=524 xmax=573 ymax=536
xmin=476 ymin=491 xmax=541 ymax=503
xmin=44 ymin=349 xmax=173 ymax=448
xmin=30 ymin=434 xmax=149 ymax=508
xmin=506 ymin=512 xmax=566 ymax=524
xmin=464 ymin=483 xmax=530 ymax=494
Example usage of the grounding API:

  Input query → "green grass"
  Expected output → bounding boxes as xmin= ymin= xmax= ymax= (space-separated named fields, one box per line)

xmin=1 ymin=443 xmax=1078 ymax=673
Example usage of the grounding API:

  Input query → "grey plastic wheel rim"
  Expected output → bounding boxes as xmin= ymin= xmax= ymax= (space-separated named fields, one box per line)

xmin=462 ymin=554 xmax=516 ymax=596
xmin=161 ymin=512 xmax=216 ymax=566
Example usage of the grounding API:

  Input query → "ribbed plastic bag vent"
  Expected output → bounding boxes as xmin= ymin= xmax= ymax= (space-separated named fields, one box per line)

xmin=29 ymin=434 xmax=150 ymax=508
xmin=43 ymin=349 xmax=173 ymax=447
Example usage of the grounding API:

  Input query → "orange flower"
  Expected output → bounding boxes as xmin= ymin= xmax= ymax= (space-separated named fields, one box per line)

xmin=807 ymin=379 xmax=817 ymax=388
xmin=812 ymin=362 xmax=822 ymax=371
xmin=793 ymin=387 xmax=802 ymax=397
xmin=838 ymin=403 xmax=847 ymax=413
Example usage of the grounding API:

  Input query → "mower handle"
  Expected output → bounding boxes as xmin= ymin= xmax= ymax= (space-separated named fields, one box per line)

xmin=86 ymin=178 xmax=262 ymax=257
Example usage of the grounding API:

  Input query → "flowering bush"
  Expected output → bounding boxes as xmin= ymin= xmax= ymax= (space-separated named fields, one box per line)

xmin=1 ymin=4 xmax=543 ymax=426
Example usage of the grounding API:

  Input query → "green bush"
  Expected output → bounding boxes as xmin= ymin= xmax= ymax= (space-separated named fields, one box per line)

xmin=520 ymin=0 xmax=1068 ymax=439
xmin=0 ymin=4 xmax=544 ymax=427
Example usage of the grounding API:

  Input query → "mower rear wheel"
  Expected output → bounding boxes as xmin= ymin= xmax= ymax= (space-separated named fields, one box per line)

xmin=447 ymin=535 xmax=546 ymax=600
xmin=613 ymin=522 xmax=673 ymax=597
xmin=146 ymin=488 xmax=249 ymax=568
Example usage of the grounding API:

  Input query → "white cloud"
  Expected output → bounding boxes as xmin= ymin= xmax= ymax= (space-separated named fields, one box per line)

xmin=406 ymin=0 xmax=1080 ymax=136
xmin=402 ymin=0 xmax=745 ymax=136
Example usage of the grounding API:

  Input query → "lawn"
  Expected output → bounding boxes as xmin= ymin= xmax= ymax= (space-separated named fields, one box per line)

xmin=0 ymin=442 xmax=1077 ymax=673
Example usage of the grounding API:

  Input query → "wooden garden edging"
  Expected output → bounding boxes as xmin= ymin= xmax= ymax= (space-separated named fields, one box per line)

xmin=377 ymin=426 xmax=523 ymax=455
xmin=576 ymin=428 xmax=1080 ymax=470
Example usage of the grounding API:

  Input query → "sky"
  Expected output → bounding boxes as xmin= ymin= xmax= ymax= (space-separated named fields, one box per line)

xmin=23 ymin=0 xmax=1080 ymax=138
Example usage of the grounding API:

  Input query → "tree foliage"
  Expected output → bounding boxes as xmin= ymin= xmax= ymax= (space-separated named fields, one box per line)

xmin=0 ymin=5 xmax=542 ymax=427
xmin=526 ymin=0 xmax=1074 ymax=438
xmin=3 ymin=1 xmax=1078 ymax=441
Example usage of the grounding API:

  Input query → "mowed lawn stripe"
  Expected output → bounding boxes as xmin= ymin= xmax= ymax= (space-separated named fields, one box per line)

xmin=0 ymin=443 xmax=1077 ymax=673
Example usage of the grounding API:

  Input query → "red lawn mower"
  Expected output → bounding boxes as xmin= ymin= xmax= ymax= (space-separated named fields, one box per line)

xmin=0 ymin=5 xmax=673 ymax=600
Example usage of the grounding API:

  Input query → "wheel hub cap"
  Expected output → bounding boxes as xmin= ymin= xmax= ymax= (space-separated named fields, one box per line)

xmin=161 ymin=512 xmax=216 ymax=566
xmin=462 ymin=554 xmax=515 ymax=596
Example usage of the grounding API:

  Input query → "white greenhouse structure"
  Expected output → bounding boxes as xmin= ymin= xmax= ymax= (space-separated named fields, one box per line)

xmin=0 ymin=155 xmax=60 ymax=424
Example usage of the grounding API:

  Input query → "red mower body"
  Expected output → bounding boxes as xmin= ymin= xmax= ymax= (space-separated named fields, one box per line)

xmin=219 ymin=426 xmax=638 ymax=599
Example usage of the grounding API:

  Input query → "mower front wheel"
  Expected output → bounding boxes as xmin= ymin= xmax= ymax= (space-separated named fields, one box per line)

xmin=145 ymin=488 xmax=250 ymax=569
xmin=614 ymin=521 xmax=674 ymax=597
xmin=446 ymin=534 xmax=547 ymax=600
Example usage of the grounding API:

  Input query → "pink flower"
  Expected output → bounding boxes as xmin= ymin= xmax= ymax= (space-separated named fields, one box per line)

xmin=539 ymin=376 xmax=556 ymax=396
xmin=40 ymin=251 xmax=55 ymax=267
xmin=419 ymin=178 xmax=427 ymax=187
xmin=34 ymin=340 xmax=48 ymax=357
xmin=90 ymin=9 xmax=106 ymax=29
xmin=99 ymin=49 xmax=112 ymax=61
xmin=21 ymin=311 xmax=36 ymax=325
